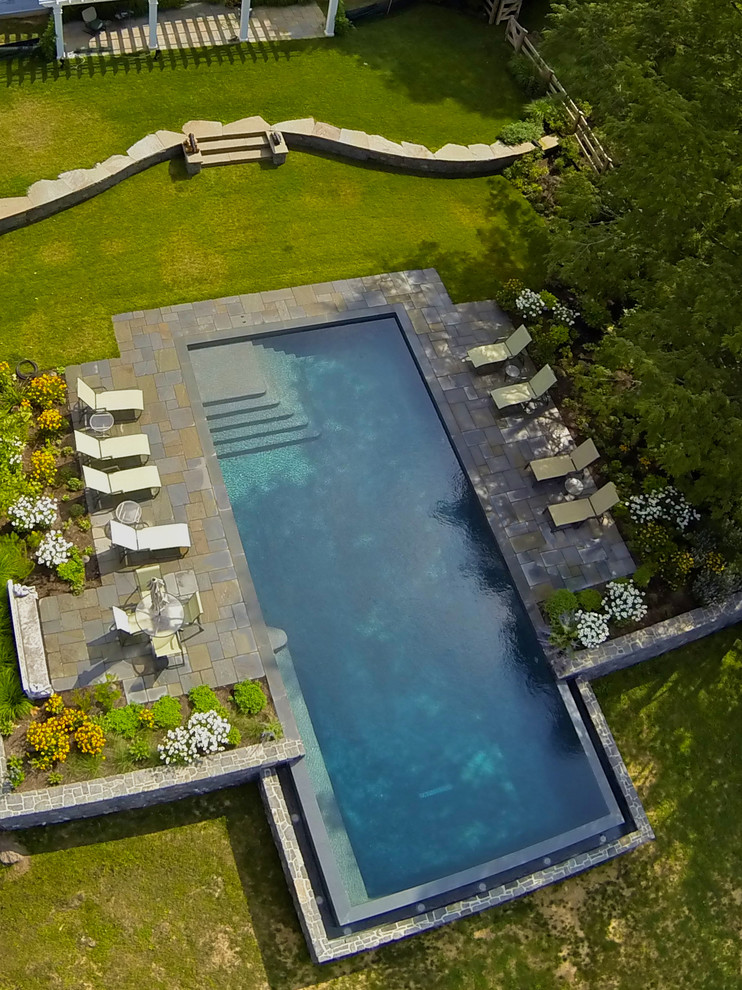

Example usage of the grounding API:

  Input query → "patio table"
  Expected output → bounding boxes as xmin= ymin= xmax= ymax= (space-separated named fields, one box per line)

xmin=135 ymin=592 xmax=184 ymax=637
xmin=88 ymin=411 xmax=114 ymax=435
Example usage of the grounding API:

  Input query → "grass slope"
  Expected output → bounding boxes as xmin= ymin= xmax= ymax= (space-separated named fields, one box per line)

xmin=0 ymin=629 xmax=739 ymax=989
xmin=0 ymin=155 xmax=547 ymax=367
xmin=0 ymin=7 xmax=525 ymax=197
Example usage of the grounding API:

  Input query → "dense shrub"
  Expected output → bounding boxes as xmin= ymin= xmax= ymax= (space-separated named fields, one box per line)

xmin=503 ymin=151 xmax=549 ymax=210
xmin=103 ymin=705 xmax=142 ymax=739
xmin=525 ymin=96 xmax=572 ymax=135
xmin=57 ymin=547 xmax=85 ymax=594
xmin=498 ymin=120 xmax=544 ymax=147
xmin=151 ymin=695 xmax=182 ymax=730
xmin=6 ymin=755 xmax=25 ymax=791
xmin=576 ymin=588 xmax=603 ymax=613
xmin=544 ymin=588 xmax=578 ymax=623
xmin=0 ymin=667 xmax=33 ymax=722
xmin=507 ymin=53 xmax=547 ymax=97
xmin=188 ymin=684 xmax=228 ymax=717
xmin=38 ymin=14 xmax=57 ymax=62
xmin=233 ymin=680 xmax=267 ymax=716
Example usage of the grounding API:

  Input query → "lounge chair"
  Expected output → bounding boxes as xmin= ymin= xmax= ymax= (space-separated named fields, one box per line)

xmin=74 ymin=430 xmax=150 ymax=463
xmin=489 ymin=365 xmax=556 ymax=411
xmin=111 ymin=606 xmax=146 ymax=644
xmin=76 ymin=378 xmax=144 ymax=416
xmin=467 ymin=325 xmax=532 ymax=369
xmin=529 ymin=438 xmax=600 ymax=482
xmin=548 ymin=482 xmax=620 ymax=528
xmin=82 ymin=464 xmax=161 ymax=498
xmin=110 ymin=520 xmax=191 ymax=558
xmin=82 ymin=7 xmax=104 ymax=33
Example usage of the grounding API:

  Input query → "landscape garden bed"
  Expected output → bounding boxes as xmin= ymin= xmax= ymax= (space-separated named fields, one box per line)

xmin=3 ymin=676 xmax=281 ymax=793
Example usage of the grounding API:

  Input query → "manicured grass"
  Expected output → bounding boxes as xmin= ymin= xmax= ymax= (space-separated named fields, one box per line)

xmin=0 ymin=7 xmax=525 ymax=196
xmin=1 ymin=630 xmax=739 ymax=989
xmin=0 ymin=154 xmax=547 ymax=367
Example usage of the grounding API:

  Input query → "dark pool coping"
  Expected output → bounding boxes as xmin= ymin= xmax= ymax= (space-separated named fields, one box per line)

xmin=173 ymin=307 xmax=638 ymax=930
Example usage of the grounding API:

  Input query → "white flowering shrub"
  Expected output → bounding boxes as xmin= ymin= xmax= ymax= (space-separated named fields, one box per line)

xmin=1 ymin=436 xmax=24 ymax=468
xmin=575 ymin=609 xmax=610 ymax=648
xmin=552 ymin=301 xmax=577 ymax=327
xmin=36 ymin=530 xmax=74 ymax=569
xmin=626 ymin=487 xmax=699 ymax=531
xmin=158 ymin=710 xmax=232 ymax=766
xmin=602 ymin=580 xmax=647 ymax=625
xmin=515 ymin=288 xmax=546 ymax=321
xmin=8 ymin=494 xmax=57 ymax=531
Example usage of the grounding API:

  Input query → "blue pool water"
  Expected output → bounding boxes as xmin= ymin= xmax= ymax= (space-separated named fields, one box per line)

xmin=190 ymin=317 xmax=621 ymax=920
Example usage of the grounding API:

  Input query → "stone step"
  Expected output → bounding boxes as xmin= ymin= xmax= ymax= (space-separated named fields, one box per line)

xmin=201 ymin=149 xmax=273 ymax=167
xmin=208 ymin=404 xmax=297 ymax=433
xmin=211 ymin=416 xmax=310 ymax=447
xmin=216 ymin=429 xmax=321 ymax=459
xmin=199 ymin=135 xmax=269 ymax=154
xmin=198 ymin=131 xmax=268 ymax=144
xmin=204 ymin=394 xmax=281 ymax=420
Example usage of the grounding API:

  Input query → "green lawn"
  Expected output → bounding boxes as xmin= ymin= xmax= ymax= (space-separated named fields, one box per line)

xmin=0 ymin=7 xmax=525 ymax=197
xmin=1 ymin=630 xmax=739 ymax=990
xmin=0 ymin=155 xmax=547 ymax=368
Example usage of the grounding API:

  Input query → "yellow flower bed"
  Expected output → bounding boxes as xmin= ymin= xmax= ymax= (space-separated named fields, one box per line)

xmin=25 ymin=373 xmax=67 ymax=410
xmin=37 ymin=409 xmax=64 ymax=434
xmin=30 ymin=448 xmax=56 ymax=487
xmin=27 ymin=706 xmax=106 ymax=769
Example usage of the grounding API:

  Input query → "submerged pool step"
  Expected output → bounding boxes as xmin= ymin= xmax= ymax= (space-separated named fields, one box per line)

xmin=211 ymin=416 xmax=310 ymax=447
xmin=216 ymin=428 xmax=321 ymax=458
xmin=207 ymin=404 xmax=296 ymax=432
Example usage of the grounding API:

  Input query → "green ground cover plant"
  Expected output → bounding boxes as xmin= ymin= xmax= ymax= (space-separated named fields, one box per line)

xmin=0 ymin=629 xmax=738 ymax=988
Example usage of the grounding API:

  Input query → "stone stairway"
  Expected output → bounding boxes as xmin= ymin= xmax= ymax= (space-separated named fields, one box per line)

xmin=197 ymin=131 xmax=274 ymax=168
xmin=201 ymin=342 xmax=319 ymax=457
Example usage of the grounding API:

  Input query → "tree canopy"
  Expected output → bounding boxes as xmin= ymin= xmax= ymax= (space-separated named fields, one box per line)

xmin=540 ymin=0 xmax=742 ymax=524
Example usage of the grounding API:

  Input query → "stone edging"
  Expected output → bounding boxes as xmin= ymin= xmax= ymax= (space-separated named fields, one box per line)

xmin=0 ymin=736 xmax=303 ymax=829
xmin=259 ymin=678 xmax=653 ymax=963
xmin=0 ymin=115 xmax=557 ymax=235
xmin=556 ymin=591 xmax=742 ymax=680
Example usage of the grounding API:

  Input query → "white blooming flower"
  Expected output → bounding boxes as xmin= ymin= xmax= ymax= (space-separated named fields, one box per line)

xmin=575 ymin=609 xmax=610 ymax=648
xmin=515 ymin=288 xmax=547 ymax=321
xmin=158 ymin=710 xmax=232 ymax=765
xmin=36 ymin=530 xmax=73 ymax=569
xmin=602 ymin=580 xmax=647 ymax=625
xmin=627 ymin=487 xmax=699 ymax=531
xmin=8 ymin=494 xmax=58 ymax=531
xmin=552 ymin=301 xmax=578 ymax=327
xmin=1 ymin=436 xmax=24 ymax=468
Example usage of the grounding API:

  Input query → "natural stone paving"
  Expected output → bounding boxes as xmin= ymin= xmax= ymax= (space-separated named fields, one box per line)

xmin=51 ymin=269 xmax=632 ymax=705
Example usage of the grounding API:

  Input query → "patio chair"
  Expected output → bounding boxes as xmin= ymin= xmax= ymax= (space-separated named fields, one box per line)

xmin=489 ymin=365 xmax=556 ymax=411
xmin=82 ymin=464 xmax=161 ymax=498
xmin=74 ymin=430 xmax=150 ymax=464
xmin=547 ymin=482 xmax=620 ymax=528
xmin=181 ymin=591 xmax=204 ymax=632
xmin=529 ymin=438 xmax=600 ymax=482
xmin=111 ymin=605 xmax=146 ymax=644
xmin=82 ymin=7 xmax=104 ymax=34
xmin=467 ymin=325 xmax=532 ymax=370
xmin=151 ymin=630 xmax=187 ymax=667
xmin=76 ymin=378 xmax=144 ymax=416
xmin=110 ymin=520 xmax=191 ymax=559
xmin=135 ymin=564 xmax=163 ymax=594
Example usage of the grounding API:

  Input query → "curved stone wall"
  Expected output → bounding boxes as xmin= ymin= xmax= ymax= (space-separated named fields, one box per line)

xmin=0 ymin=115 xmax=557 ymax=235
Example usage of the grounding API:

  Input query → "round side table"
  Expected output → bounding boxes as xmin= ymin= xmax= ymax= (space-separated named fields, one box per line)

xmin=89 ymin=412 xmax=114 ymax=435
xmin=115 ymin=500 xmax=142 ymax=525
xmin=565 ymin=475 xmax=584 ymax=497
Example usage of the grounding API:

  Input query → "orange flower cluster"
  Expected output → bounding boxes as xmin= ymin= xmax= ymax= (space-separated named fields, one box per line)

xmin=37 ymin=409 xmax=64 ymax=434
xmin=26 ymin=705 xmax=106 ymax=768
xmin=74 ymin=720 xmax=106 ymax=756
xmin=25 ymin=373 xmax=67 ymax=410
xmin=30 ymin=448 xmax=56 ymax=487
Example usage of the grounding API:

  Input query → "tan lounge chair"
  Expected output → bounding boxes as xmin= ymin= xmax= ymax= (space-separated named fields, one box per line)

xmin=110 ymin=520 xmax=191 ymax=557
xmin=74 ymin=430 xmax=150 ymax=463
xmin=490 ymin=365 xmax=556 ymax=411
xmin=530 ymin=438 xmax=600 ymax=482
xmin=467 ymin=325 xmax=532 ymax=369
xmin=83 ymin=464 xmax=161 ymax=498
xmin=548 ymin=482 xmax=620 ymax=528
xmin=77 ymin=378 xmax=144 ymax=415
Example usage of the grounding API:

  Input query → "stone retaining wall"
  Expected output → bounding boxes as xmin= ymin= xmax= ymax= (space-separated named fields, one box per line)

xmin=557 ymin=592 xmax=742 ymax=680
xmin=0 ymin=736 xmax=303 ymax=830
xmin=0 ymin=116 xmax=555 ymax=235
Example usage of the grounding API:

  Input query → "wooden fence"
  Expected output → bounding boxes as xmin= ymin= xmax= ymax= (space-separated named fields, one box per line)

xmin=503 ymin=16 xmax=613 ymax=173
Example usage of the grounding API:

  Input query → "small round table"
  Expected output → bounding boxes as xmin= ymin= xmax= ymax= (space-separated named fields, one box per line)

xmin=88 ymin=412 xmax=114 ymax=435
xmin=135 ymin=592 xmax=185 ymax=637
xmin=565 ymin=475 xmax=584 ymax=497
xmin=115 ymin=500 xmax=142 ymax=526
xmin=504 ymin=363 xmax=522 ymax=379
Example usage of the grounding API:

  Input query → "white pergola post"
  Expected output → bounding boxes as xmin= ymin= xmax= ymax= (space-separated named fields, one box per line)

xmin=324 ymin=0 xmax=338 ymax=36
xmin=148 ymin=0 xmax=158 ymax=50
xmin=238 ymin=0 xmax=251 ymax=42
xmin=52 ymin=0 xmax=65 ymax=59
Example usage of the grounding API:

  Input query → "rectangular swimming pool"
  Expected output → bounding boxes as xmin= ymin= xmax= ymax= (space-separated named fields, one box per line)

xmin=188 ymin=314 xmax=627 ymax=929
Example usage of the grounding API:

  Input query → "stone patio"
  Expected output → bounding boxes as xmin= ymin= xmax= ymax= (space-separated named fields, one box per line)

xmin=45 ymin=269 xmax=632 ymax=705
xmin=62 ymin=1 xmax=325 ymax=56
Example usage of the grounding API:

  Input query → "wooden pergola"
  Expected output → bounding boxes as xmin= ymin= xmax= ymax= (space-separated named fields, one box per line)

xmin=38 ymin=0 xmax=339 ymax=58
